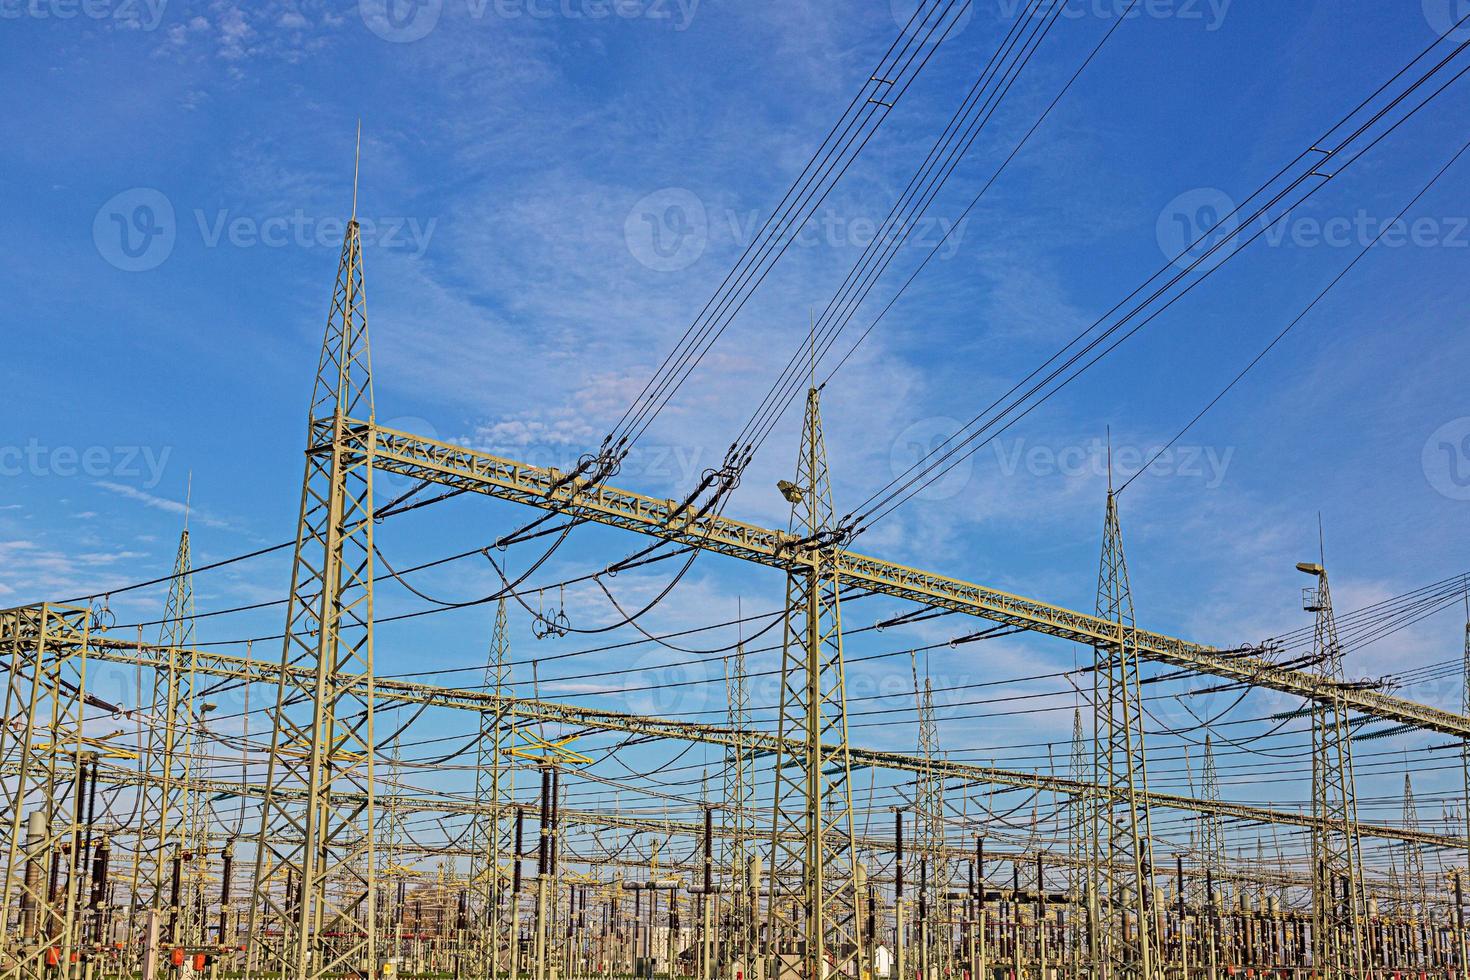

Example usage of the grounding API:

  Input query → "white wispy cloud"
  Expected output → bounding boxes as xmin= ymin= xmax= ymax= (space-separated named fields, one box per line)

xmin=94 ymin=481 xmax=235 ymax=530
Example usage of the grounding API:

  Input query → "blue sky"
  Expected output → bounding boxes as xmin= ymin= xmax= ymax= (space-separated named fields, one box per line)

xmin=5 ymin=0 xmax=1470 ymax=870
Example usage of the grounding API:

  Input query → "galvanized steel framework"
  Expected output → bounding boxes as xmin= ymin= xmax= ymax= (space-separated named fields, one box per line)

xmin=765 ymin=385 xmax=863 ymax=980
xmin=0 ymin=199 xmax=1468 ymax=979
xmin=1090 ymin=490 xmax=1159 ymax=980
xmin=246 ymin=211 xmax=378 ymax=980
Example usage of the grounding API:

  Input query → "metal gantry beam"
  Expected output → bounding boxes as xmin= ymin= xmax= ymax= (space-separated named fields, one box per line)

xmin=27 ymin=627 xmax=1462 ymax=851
xmin=363 ymin=423 xmax=1470 ymax=738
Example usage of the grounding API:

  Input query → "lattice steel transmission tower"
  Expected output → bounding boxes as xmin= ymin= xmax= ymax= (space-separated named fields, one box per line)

xmin=470 ymin=598 xmax=514 ymax=976
xmin=909 ymin=651 xmax=944 ymax=976
xmin=137 ymin=522 xmax=200 ymax=944
xmin=0 ymin=604 xmax=92 ymax=980
xmin=1198 ymin=735 xmax=1224 ymax=897
xmin=767 ymin=384 xmax=863 ymax=980
xmin=1297 ymin=560 xmax=1366 ymax=978
xmin=1091 ymin=489 xmax=1159 ymax=980
xmin=248 ymin=147 xmax=379 ymax=979
xmin=726 ymin=631 xmax=758 ymax=910
xmin=1399 ymin=772 xmax=1426 ymax=917
xmin=380 ymin=735 xmax=406 ymax=961
xmin=1066 ymin=707 xmax=1090 ymax=971
xmin=1462 ymin=597 xmax=1470 ymax=911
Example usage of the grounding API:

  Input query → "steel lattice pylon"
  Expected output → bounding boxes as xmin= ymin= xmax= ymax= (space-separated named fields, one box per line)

xmin=909 ymin=652 xmax=944 ymax=978
xmin=1460 ymin=602 xmax=1470 ymax=972
xmin=1399 ymin=772 xmax=1425 ymax=918
xmin=1197 ymin=735 xmax=1224 ymax=898
xmin=1090 ymin=490 xmax=1159 ymax=980
xmin=1066 ymin=708 xmax=1088 ymax=971
xmin=136 ymin=525 xmax=200 ymax=946
xmin=469 ymin=597 xmax=515 ymax=977
xmin=380 ymin=735 xmax=406 ymax=959
xmin=723 ymin=636 xmax=755 ymax=969
xmin=0 ymin=604 xmax=92 ymax=980
xmin=766 ymin=385 xmax=863 ymax=980
xmin=247 ymin=201 xmax=378 ymax=979
xmin=1300 ymin=563 xmax=1366 ymax=978
xmin=1305 ymin=564 xmax=1370 ymax=975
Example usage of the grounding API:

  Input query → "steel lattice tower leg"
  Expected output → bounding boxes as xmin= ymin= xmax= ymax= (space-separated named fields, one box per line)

xmin=1197 ymin=736 xmax=1224 ymax=887
xmin=247 ymin=202 xmax=378 ymax=980
xmin=382 ymin=735 xmax=407 ymax=965
xmin=1090 ymin=490 xmax=1159 ymax=980
xmin=1066 ymin=708 xmax=1090 ymax=975
xmin=1461 ymin=603 xmax=1470 ymax=972
xmin=1298 ymin=562 xmax=1366 ymax=979
xmin=909 ymin=652 xmax=943 ymax=980
xmin=137 ymin=526 xmax=199 ymax=947
xmin=1399 ymin=773 xmax=1425 ymax=920
xmin=470 ymin=598 xmax=514 ymax=978
xmin=723 ymin=638 xmax=753 ymax=973
xmin=766 ymin=385 xmax=863 ymax=980
xmin=0 ymin=604 xmax=92 ymax=980
xmin=1197 ymin=734 xmax=1224 ymax=977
